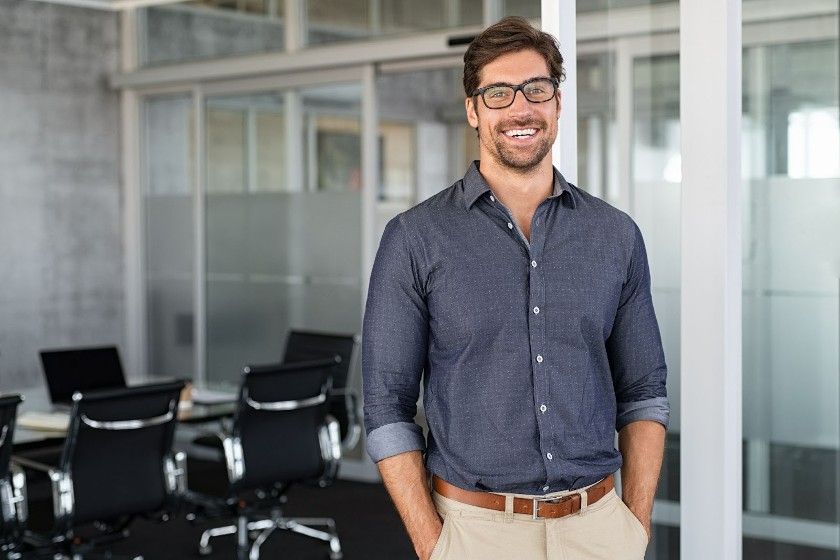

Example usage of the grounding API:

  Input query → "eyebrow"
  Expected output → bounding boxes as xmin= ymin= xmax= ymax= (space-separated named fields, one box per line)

xmin=480 ymin=76 xmax=552 ymax=88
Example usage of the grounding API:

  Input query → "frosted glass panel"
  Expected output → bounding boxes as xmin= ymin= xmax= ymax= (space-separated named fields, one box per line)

xmin=142 ymin=94 xmax=196 ymax=380
xmin=742 ymin=24 xmax=840 ymax=557
xmin=205 ymin=84 xmax=363 ymax=388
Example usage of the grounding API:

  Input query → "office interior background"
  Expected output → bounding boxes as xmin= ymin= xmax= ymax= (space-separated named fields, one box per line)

xmin=0 ymin=0 xmax=837 ymax=558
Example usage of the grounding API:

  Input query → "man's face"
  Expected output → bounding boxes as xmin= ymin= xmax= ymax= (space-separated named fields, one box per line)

xmin=466 ymin=49 xmax=561 ymax=172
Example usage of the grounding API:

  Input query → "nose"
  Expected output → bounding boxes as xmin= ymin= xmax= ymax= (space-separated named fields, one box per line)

xmin=507 ymin=88 xmax=533 ymax=114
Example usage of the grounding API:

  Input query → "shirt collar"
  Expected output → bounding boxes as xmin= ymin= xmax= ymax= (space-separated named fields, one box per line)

xmin=462 ymin=160 xmax=576 ymax=210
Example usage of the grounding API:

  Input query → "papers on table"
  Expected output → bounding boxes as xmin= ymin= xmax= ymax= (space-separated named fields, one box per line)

xmin=190 ymin=388 xmax=237 ymax=405
xmin=17 ymin=410 xmax=70 ymax=432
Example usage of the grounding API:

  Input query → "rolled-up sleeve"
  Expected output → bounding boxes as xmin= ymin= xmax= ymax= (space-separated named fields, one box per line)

xmin=608 ymin=223 xmax=670 ymax=431
xmin=363 ymin=217 xmax=430 ymax=463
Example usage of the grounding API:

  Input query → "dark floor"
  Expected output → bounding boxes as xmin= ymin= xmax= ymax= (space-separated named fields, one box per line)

xmin=24 ymin=457 xmax=415 ymax=560
xmin=21 ymin=452 xmax=840 ymax=559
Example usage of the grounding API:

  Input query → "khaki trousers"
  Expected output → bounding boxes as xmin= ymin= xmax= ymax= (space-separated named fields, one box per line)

xmin=429 ymin=483 xmax=648 ymax=560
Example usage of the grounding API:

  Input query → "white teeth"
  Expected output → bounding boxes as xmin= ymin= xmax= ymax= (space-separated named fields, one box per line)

xmin=505 ymin=128 xmax=537 ymax=137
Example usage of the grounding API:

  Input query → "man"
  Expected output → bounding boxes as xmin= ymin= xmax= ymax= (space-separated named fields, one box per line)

xmin=363 ymin=16 xmax=668 ymax=560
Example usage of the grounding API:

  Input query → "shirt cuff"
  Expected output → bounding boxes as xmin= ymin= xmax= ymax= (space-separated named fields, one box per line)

xmin=365 ymin=421 xmax=427 ymax=463
xmin=616 ymin=397 xmax=670 ymax=431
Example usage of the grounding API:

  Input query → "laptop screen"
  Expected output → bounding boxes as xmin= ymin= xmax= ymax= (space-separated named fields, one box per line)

xmin=39 ymin=346 xmax=127 ymax=405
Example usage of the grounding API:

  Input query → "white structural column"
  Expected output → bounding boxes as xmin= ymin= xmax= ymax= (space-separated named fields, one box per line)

xmin=121 ymin=8 xmax=145 ymax=381
xmin=542 ymin=0 xmax=577 ymax=184
xmin=680 ymin=0 xmax=742 ymax=558
xmin=193 ymin=88 xmax=207 ymax=388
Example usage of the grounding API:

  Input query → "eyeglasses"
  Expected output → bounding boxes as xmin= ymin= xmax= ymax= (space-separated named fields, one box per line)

xmin=471 ymin=78 xmax=559 ymax=109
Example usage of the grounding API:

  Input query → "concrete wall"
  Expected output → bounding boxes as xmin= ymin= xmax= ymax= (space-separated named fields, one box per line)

xmin=0 ymin=0 xmax=123 ymax=389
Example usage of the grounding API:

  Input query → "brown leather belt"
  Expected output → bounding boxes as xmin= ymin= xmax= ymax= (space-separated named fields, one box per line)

xmin=432 ymin=474 xmax=614 ymax=520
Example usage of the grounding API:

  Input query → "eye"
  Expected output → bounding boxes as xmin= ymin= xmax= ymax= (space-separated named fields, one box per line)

xmin=525 ymin=82 xmax=550 ymax=94
xmin=486 ymin=87 xmax=511 ymax=99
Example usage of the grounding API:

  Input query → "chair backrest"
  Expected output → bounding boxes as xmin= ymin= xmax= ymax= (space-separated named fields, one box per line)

xmin=281 ymin=330 xmax=357 ymax=441
xmin=39 ymin=346 xmax=126 ymax=406
xmin=229 ymin=358 xmax=341 ymax=494
xmin=58 ymin=381 xmax=185 ymax=529
xmin=0 ymin=395 xmax=24 ymax=548
xmin=0 ymin=396 xmax=22 ymax=482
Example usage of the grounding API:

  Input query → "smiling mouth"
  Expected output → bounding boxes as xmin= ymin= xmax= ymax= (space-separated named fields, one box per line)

xmin=504 ymin=128 xmax=538 ymax=138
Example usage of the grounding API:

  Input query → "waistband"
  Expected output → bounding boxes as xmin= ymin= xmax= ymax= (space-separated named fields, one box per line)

xmin=432 ymin=474 xmax=615 ymax=520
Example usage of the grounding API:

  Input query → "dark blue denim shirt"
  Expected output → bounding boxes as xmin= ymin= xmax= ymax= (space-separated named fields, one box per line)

xmin=363 ymin=162 xmax=669 ymax=495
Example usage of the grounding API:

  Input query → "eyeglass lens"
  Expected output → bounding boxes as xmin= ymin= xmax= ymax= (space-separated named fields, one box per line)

xmin=481 ymin=79 xmax=557 ymax=109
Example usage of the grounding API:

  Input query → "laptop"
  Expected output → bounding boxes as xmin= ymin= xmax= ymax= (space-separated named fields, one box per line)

xmin=39 ymin=346 xmax=127 ymax=409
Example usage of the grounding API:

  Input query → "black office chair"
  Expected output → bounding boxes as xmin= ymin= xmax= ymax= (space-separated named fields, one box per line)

xmin=187 ymin=358 xmax=343 ymax=560
xmin=282 ymin=330 xmax=360 ymax=453
xmin=14 ymin=381 xmax=187 ymax=559
xmin=0 ymin=395 xmax=26 ymax=560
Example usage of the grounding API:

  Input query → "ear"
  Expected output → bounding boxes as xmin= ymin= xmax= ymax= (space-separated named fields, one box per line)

xmin=466 ymin=96 xmax=479 ymax=129
xmin=555 ymin=89 xmax=562 ymax=117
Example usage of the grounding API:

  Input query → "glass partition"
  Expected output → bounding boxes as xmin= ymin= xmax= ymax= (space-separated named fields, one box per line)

xmin=576 ymin=3 xmax=681 ymax=558
xmin=374 ymin=66 xmax=477 ymax=240
xmin=741 ymin=24 xmax=840 ymax=557
xmin=204 ymin=83 xmax=364 ymax=391
xmin=305 ymin=0 xmax=482 ymax=46
xmin=140 ymin=2 xmax=286 ymax=66
xmin=631 ymin=51 xmax=682 ymax=560
xmin=142 ymin=94 xmax=196 ymax=380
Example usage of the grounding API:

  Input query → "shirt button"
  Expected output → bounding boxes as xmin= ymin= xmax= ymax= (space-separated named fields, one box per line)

xmin=533 ymin=306 xmax=540 ymax=314
xmin=507 ymin=222 xmax=513 ymax=229
xmin=531 ymin=260 xmax=537 ymax=268
xmin=490 ymin=195 xmax=496 ymax=202
xmin=547 ymin=453 xmax=553 ymax=460
xmin=540 ymin=404 xmax=547 ymax=413
xmin=536 ymin=355 xmax=543 ymax=363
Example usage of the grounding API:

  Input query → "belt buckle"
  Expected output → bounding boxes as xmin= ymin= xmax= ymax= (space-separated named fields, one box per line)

xmin=531 ymin=495 xmax=561 ymax=520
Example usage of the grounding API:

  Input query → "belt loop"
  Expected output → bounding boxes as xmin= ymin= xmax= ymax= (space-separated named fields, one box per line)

xmin=577 ymin=488 xmax=589 ymax=517
xmin=503 ymin=495 xmax=515 ymax=523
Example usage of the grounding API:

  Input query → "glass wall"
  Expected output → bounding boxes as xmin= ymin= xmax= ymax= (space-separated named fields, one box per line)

xmin=203 ymin=83 xmax=364 ymax=391
xmin=142 ymin=94 xmax=196 ymax=380
xmin=374 ymin=66 xmax=478 ymax=237
xmin=139 ymin=3 xmax=286 ymax=66
xmin=741 ymin=13 xmax=840 ymax=557
xmin=576 ymin=3 xmax=682 ymax=558
xmin=305 ymin=0 xmax=482 ymax=46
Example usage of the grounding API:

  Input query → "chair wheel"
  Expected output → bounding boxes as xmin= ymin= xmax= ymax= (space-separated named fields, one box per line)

xmin=198 ymin=544 xmax=212 ymax=556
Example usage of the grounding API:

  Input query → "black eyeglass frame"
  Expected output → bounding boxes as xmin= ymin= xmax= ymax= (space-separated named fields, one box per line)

xmin=471 ymin=77 xmax=560 ymax=110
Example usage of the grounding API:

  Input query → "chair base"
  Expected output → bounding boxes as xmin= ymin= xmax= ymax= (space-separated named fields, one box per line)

xmin=198 ymin=514 xmax=342 ymax=560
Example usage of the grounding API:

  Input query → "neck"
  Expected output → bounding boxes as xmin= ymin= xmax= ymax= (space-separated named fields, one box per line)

xmin=480 ymin=156 xmax=554 ymax=213
xmin=479 ymin=156 xmax=554 ymax=241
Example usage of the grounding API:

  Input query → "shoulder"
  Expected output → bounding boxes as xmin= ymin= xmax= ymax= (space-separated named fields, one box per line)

xmin=386 ymin=180 xmax=466 ymax=237
xmin=566 ymin=183 xmax=638 ymax=233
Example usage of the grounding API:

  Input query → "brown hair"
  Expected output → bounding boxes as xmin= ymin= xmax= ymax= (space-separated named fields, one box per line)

xmin=463 ymin=16 xmax=565 ymax=97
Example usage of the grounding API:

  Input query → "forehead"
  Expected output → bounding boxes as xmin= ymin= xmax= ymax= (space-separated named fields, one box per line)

xmin=478 ymin=49 xmax=550 ymax=86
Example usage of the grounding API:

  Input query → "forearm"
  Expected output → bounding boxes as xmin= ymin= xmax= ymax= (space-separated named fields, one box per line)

xmin=378 ymin=451 xmax=442 ymax=560
xmin=618 ymin=420 xmax=666 ymax=539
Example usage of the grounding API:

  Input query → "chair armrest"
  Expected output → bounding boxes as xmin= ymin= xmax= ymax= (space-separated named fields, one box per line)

xmin=328 ymin=388 xmax=361 ymax=453
xmin=11 ymin=455 xmax=56 ymax=476
xmin=191 ymin=430 xmax=228 ymax=450
xmin=165 ymin=450 xmax=188 ymax=497
xmin=13 ymin=454 xmax=73 ymax=524
xmin=2 ymin=462 xmax=28 ymax=525
xmin=318 ymin=417 xmax=342 ymax=486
